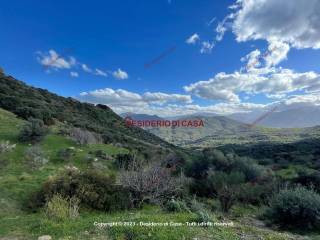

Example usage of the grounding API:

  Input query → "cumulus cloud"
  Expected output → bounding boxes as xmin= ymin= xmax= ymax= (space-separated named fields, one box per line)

xmin=113 ymin=68 xmax=128 ymax=80
xmin=231 ymin=0 xmax=320 ymax=49
xmin=70 ymin=71 xmax=79 ymax=77
xmin=79 ymin=88 xmax=144 ymax=107
xmin=186 ymin=33 xmax=200 ymax=44
xmin=78 ymin=87 xmax=320 ymax=117
xmin=37 ymin=49 xmax=76 ymax=70
xmin=264 ymin=39 xmax=290 ymax=67
xmin=184 ymin=68 xmax=320 ymax=102
xmin=78 ymin=88 xmax=192 ymax=110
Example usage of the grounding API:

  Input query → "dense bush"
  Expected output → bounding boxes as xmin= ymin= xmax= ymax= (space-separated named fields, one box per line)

xmin=28 ymin=168 xmax=132 ymax=212
xmin=238 ymin=181 xmax=277 ymax=205
xmin=114 ymin=153 xmax=136 ymax=169
xmin=232 ymin=158 xmax=263 ymax=182
xmin=266 ymin=186 xmax=320 ymax=230
xmin=164 ymin=198 xmax=189 ymax=212
xmin=18 ymin=118 xmax=48 ymax=143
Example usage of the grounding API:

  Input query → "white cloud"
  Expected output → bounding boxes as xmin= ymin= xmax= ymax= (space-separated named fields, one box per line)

xmin=231 ymin=0 xmax=320 ymax=49
xmin=78 ymin=87 xmax=320 ymax=117
xmin=200 ymin=41 xmax=214 ymax=54
xmin=142 ymin=92 xmax=192 ymax=105
xmin=70 ymin=71 xmax=79 ymax=77
xmin=184 ymin=68 xmax=320 ymax=102
xmin=79 ymin=88 xmax=144 ymax=107
xmin=186 ymin=33 xmax=200 ymax=45
xmin=113 ymin=68 xmax=129 ymax=80
xmin=81 ymin=64 xmax=92 ymax=73
xmin=264 ymin=39 xmax=290 ymax=67
xmin=37 ymin=49 xmax=76 ymax=70
xmin=94 ymin=68 xmax=107 ymax=77
xmin=109 ymin=102 xmax=267 ymax=117
xmin=78 ymin=88 xmax=192 ymax=110
xmin=241 ymin=49 xmax=261 ymax=70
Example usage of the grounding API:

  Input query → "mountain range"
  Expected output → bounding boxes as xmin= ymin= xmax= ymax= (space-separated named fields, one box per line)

xmin=122 ymin=112 xmax=320 ymax=147
xmin=228 ymin=106 xmax=320 ymax=128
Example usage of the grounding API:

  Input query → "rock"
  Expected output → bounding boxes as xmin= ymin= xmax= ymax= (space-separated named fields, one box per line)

xmin=38 ymin=235 xmax=52 ymax=240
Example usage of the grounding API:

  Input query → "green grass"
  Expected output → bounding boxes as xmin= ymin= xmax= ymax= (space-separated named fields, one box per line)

xmin=0 ymin=204 xmax=299 ymax=240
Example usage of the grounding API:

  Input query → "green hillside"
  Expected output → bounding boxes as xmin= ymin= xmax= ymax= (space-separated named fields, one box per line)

xmin=0 ymin=73 xmax=173 ymax=153
xmin=1 ymin=73 xmax=320 ymax=239
xmin=0 ymin=108 xmax=308 ymax=240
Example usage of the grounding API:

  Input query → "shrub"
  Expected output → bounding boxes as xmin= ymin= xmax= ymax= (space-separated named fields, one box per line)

xmin=266 ymin=186 xmax=320 ymax=230
xmin=194 ymin=210 xmax=211 ymax=223
xmin=0 ymin=141 xmax=16 ymax=153
xmin=24 ymin=145 xmax=49 ymax=169
xmin=57 ymin=148 xmax=76 ymax=161
xmin=165 ymin=198 xmax=189 ymax=212
xmin=188 ymin=198 xmax=211 ymax=223
xmin=238 ymin=181 xmax=277 ymax=205
xmin=209 ymin=171 xmax=245 ymax=213
xmin=119 ymin=160 xmax=184 ymax=207
xmin=45 ymin=194 xmax=80 ymax=221
xmin=18 ymin=118 xmax=48 ymax=143
xmin=233 ymin=158 xmax=265 ymax=182
xmin=114 ymin=153 xmax=136 ymax=169
xmin=28 ymin=168 xmax=132 ymax=212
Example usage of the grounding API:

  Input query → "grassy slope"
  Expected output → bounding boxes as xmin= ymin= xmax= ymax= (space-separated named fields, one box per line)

xmin=0 ymin=108 xmax=313 ymax=240
xmin=0 ymin=74 xmax=173 ymax=152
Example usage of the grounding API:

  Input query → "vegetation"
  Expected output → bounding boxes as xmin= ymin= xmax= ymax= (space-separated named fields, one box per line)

xmin=1 ymin=75 xmax=320 ymax=239
xmin=18 ymin=118 xmax=48 ymax=143
xmin=45 ymin=194 xmax=80 ymax=221
xmin=266 ymin=186 xmax=320 ymax=230
xmin=28 ymin=168 xmax=132 ymax=212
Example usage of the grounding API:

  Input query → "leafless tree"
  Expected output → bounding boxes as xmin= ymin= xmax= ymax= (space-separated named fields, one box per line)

xmin=119 ymin=159 xmax=185 ymax=207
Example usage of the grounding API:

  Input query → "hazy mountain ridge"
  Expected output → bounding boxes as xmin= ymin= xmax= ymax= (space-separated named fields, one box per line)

xmin=228 ymin=106 xmax=320 ymax=128
xmin=123 ymin=113 xmax=320 ymax=147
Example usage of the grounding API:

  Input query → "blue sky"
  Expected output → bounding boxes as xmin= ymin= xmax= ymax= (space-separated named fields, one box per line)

xmin=1 ymin=0 xmax=320 ymax=116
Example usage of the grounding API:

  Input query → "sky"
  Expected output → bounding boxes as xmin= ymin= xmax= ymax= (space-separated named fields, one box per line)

xmin=1 ymin=0 xmax=320 ymax=117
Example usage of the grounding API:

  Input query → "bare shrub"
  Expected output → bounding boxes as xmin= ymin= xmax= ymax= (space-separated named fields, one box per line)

xmin=0 ymin=141 xmax=16 ymax=153
xmin=69 ymin=127 xmax=101 ymax=145
xmin=119 ymin=159 xmax=185 ymax=207
xmin=25 ymin=145 xmax=49 ymax=169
